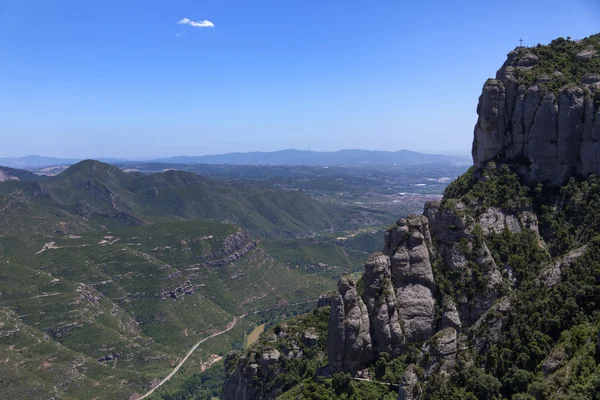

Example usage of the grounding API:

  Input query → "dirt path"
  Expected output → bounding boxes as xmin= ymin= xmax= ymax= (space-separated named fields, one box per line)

xmin=36 ymin=242 xmax=61 ymax=254
xmin=136 ymin=314 xmax=246 ymax=400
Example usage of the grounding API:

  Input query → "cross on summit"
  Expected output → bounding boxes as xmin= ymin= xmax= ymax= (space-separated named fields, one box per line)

xmin=519 ymin=38 xmax=524 ymax=47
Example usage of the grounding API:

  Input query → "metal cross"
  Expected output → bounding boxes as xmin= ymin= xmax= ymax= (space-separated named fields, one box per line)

xmin=519 ymin=38 xmax=524 ymax=47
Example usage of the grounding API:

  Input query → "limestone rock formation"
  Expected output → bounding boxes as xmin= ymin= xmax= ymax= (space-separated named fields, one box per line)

xmin=384 ymin=215 xmax=436 ymax=342
xmin=221 ymin=348 xmax=282 ymax=400
xmin=472 ymin=44 xmax=600 ymax=185
xmin=327 ymin=275 xmax=373 ymax=372
xmin=222 ymin=353 xmax=260 ymax=400
xmin=397 ymin=365 xmax=420 ymax=400
xmin=425 ymin=202 xmax=506 ymax=326
xmin=362 ymin=253 xmax=404 ymax=357
xmin=471 ymin=296 xmax=511 ymax=354
xmin=537 ymin=245 xmax=588 ymax=287
xmin=0 ymin=170 xmax=17 ymax=182
xmin=419 ymin=327 xmax=458 ymax=377
xmin=440 ymin=297 xmax=461 ymax=331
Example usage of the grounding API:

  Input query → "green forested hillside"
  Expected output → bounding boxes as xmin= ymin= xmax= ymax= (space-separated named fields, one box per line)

xmin=0 ymin=160 xmax=389 ymax=237
xmin=0 ymin=220 xmax=347 ymax=398
xmin=0 ymin=161 xmax=390 ymax=399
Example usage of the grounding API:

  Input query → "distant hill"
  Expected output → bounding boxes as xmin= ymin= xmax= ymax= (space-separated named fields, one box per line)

xmin=0 ymin=160 xmax=388 ymax=236
xmin=0 ymin=155 xmax=125 ymax=168
xmin=0 ymin=159 xmax=387 ymax=399
xmin=151 ymin=149 xmax=471 ymax=166
xmin=0 ymin=165 xmax=46 ymax=181
xmin=1 ymin=150 xmax=470 ymax=169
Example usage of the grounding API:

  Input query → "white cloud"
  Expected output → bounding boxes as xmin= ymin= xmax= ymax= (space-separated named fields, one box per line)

xmin=177 ymin=18 xmax=214 ymax=28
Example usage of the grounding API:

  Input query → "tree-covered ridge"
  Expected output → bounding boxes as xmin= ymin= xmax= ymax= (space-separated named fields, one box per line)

xmin=0 ymin=159 xmax=390 ymax=237
xmin=516 ymin=33 xmax=600 ymax=93
xmin=410 ymin=169 xmax=600 ymax=399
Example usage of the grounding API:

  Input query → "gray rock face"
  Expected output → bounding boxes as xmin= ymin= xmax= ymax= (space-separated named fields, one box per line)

xmin=327 ymin=276 xmax=373 ymax=372
xmin=302 ymin=331 xmax=319 ymax=347
xmin=425 ymin=202 xmax=507 ymax=326
xmin=0 ymin=170 xmax=17 ymax=182
xmin=420 ymin=327 xmax=458 ymax=377
xmin=471 ymin=296 xmax=511 ymax=354
xmin=472 ymin=49 xmax=600 ymax=185
xmin=363 ymin=253 xmax=404 ymax=357
xmin=260 ymin=349 xmax=281 ymax=375
xmin=222 ymin=351 xmax=279 ymax=400
xmin=536 ymin=245 xmax=588 ymax=287
xmin=397 ymin=365 xmax=420 ymax=400
xmin=541 ymin=348 xmax=566 ymax=376
xmin=222 ymin=346 xmax=295 ymax=399
xmin=384 ymin=215 xmax=436 ymax=342
xmin=440 ymin=297 xmax=462 ymax=332
xmin=477 ymin=207 xmax=538 ymax=235
xmin=576 ymin=47 xmax=599 ymax=62
xmin=317 ymin=292 xmax=334 ymax=308
xmin=327 ymin=215 xmax=437 ymax=372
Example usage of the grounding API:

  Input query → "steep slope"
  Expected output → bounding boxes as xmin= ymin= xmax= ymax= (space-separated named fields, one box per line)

xmin=0 ymin=165 xmax=45 ymax=181
xmin=473 ymin=34 xmax=600 ymax=185
xmin=223 ymin=33 xmax=600 ymax=400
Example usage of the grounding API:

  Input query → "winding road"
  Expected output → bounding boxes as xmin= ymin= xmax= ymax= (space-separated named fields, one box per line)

xmin=137 ymin=314 xmax=246 ymax=400
xmin=136 ymin=297 xmax=320 ymax=399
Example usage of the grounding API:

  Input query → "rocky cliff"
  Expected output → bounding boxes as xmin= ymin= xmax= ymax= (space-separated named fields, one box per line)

xmin=326 ymin=215 xmax=437 ymax=374
xmin=222 ymin=34 xmax=600 ymax=400
xmin=473 ymin=34 xmax=600 ymax=185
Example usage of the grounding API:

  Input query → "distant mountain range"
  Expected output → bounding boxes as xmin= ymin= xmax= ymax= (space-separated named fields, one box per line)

xmin=0 ymin=150 xmax=471 ymax=169
xmin=151 ymin=149 xmax=470 ymax=166
xmin=0 ymin=155 xmax=124 ymax=168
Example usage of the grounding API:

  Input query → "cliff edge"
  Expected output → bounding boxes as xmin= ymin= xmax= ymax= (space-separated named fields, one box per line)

xmin=473 ymin=34 xmax=600 ymax=185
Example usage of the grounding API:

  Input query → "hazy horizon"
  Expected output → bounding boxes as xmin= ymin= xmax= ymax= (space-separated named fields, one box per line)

xmin=1 ymin=0 xmax=599 ymax=159
xmin=0 ymin=147 xmax=473 ymax=162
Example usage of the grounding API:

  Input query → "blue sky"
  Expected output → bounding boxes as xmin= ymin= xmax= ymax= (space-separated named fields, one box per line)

xmin=0 ymin=0 xmax=599 ymax=159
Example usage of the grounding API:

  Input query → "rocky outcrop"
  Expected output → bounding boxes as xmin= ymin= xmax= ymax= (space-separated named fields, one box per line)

xmin=222 ymin=348 xmax=282 ymax=400
xmin=440 ymin=297 xmax=461 ymax=331
xmin=222 ymin=307 xmax=330 ymax=399
xmin=472 ymin=45 xmax=600 ymax=185
xmin=225 ymin=36 xmax=600 ymax=399
xmin=159 ymin=280 xmax=195 ymax=300
xmin=425 ymin=202 xmax=506 ymax=326
xmin=196 ymin=230 xmax=257 ymax=267
xmin=536 ymin=245 xmax=588 ymax=287
xmin=384 ymin=215 xmax=436 ymax=342
xmin=362 ymin=253 xmax=404 ymax=357
xmin=221 ymin=230 xmax=254 ymax=255
xmin=0 ymin=170 xmax=17 ymax=182
xmin=327 ymin=215 xmax=438 ymax=373
xmin=397 ymin=365 xmax=420 ymax=400
xmin=222 ymin=353 xmax=258 ymax=400
xmin=419 ymin=327 xmax=458 ymax=377
xmin=470 ymin=296 xmax=511 ymax=354
xmin=317 ymin=292 xmax=335 ymax=308
xmin=302 ymin=331 xmax=318 ymax=346
xmin=327 ymin=276 xmax=373 ymax=372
